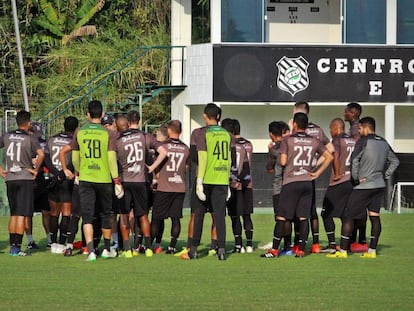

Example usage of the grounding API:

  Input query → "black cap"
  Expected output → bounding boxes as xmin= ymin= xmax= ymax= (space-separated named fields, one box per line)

xmin=101 ymin=115 xmax=114 ymax=126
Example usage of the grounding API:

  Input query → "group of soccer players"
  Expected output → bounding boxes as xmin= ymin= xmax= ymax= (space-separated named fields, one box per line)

xmin=262 ymin=101 xmax=399 ymax=259
xmin=0 ymin=99 xmax=399 ymax=260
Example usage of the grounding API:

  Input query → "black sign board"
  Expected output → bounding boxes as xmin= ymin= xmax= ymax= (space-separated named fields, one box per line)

xmin=213 ymin=44 xmax=414 ymax=102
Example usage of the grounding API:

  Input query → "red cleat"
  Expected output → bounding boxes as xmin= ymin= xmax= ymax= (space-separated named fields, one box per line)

xmin=350 ymin=243 xmax=368 ymax=253
xmin=292 ymin=244 xmax=299 ymax=255
xmin=310 ymin=243 xmax=321 ymax=254
xmin=154 ymin=246 xmax=163 ymax=254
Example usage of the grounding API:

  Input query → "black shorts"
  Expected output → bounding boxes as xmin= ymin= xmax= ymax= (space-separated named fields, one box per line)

xmin=272 ymin=194 xmax=280 ymax=215
xmin=123 ymin=182 xmax=149 ymax=217
xmin=227 ymin=188 xmax=253 ymax=217
xmin=48 ymin=179 xmax=73 ymax=203
xmin=190 ymin=180 xmax=209 ymax=213
xmin=71 ymin=184 xmax=81 ymax=217
xmin=278 ymin=181 xmax=313 ymax=220
xmin=6 ymin=180 xmax=34 ymax=216
xmin=78 ymin=181 xmax=113 ymax=223
xmin=342 ymin=188 xmax=385 ymax=220
xmin=33 ymin=182 xmax=49 ymax=212
xmin=152 ymin=191 xmax=185 ymax=220
xmin=310 ymin=180 xmax=317 ymax=219
xmin=321 ymin=181 xmax=353 ymax=219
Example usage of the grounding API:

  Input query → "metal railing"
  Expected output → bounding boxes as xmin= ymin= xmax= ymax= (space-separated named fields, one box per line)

xmin=37 ymin=45 xmax=186 ymax=137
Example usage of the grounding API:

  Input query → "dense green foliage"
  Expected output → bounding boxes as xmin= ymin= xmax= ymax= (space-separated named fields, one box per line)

xmin=0 ymin=0 xmax=172 ymax=125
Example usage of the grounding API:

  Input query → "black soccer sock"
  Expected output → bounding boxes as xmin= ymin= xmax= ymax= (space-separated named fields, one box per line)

xmin=243 ymin=215 xmax=253 ymax=247
xmin=298 ymin=219 xmax=309 ymax=251
xmin=59 ymin=216 xmax=70 ymax=245
xmin=87 ymin=241 xmax=94 ymax=254
xmin=350 ymin=222 xmax=358 ymax=243
xmin=210 ymin=239 xmax=218 ymax=250
xmin=311 ymin=218 xmax=319 ymax=244
xmin=123 ymin=240 xmax=130 ymax=252
xmin=156 ymin=219 xmax=164 ymax=244
xmin=144 ymin=236 xmax=151 ymax=249
xmin=357 ymin=215 xmax=367 ymax=244
xmin=231 ymin=216 xmax=242 ymax=246
xmin=369 ymin=216 xmax=381 ymax=250
xmin=272 ymin=220 xmax=285 ymax=250
xmin=9 ymin=233 xmax=14 ymax=246
xmin=15 ymin=233 xmax=23 ymax=249
xmin=104 ymin=238 xmax=111 ymax=252
xmin=340 ymin=218 xmax=354 ymax=251
xmin=49 ymin=215 xmax=59 ymax=243
xmin=67 ymin=215 xmax=80 ymax=244
xmin=293 ymin=218 xmax=300 ymax=245
xmin=170 ymin=218 xmax=181 ymax=248
xmin=283 ymin=220 xmax=292 ymax=250
xmin=150 ymin=220 xmax=160 ymax=245
xmin=323 ymin=217 xmax=336 ymax=246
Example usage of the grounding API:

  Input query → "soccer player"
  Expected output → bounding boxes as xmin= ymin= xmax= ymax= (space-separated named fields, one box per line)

xmin=151 ymin=120 xmax=190 ymax=254
xmin=327 ymin=117 xmax=399 ymax=259
xmin=60 ymin=100 xmax=121 ymax=262
xmin=265 ymin=121 xmax=291 ymax=255
xmin=344 ymin=102 xmax=367 ymax=252
xmin=115 ymin=110 xmax=167 ymax=257
xmin=185 ymin=103 xmax=234 ymax=261
xmin=289 ymin=101 xmax=334 ymax=254
xmin=0 ymin=110 xmax=44 ymax=256
xmin=344 ymin=102 xmax=362 ymax=140
xmin=261 ymin=112 xmax=333 ymax=258
xmin=320 ymin=118 xmax=356 ymax=253
xmin=226 ymin=119 xmax=254 ymax=253
xmin=44 ymin=116 xmax=79 ymax=254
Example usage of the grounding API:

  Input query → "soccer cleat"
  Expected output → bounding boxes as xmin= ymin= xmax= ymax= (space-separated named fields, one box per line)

xmin=208 ymin=248 xmax=217 ymax=256
xmin=10 ymin=247 xmax=31 ymax=257
xmin=73 ymin=241 xmax=83 ymax=249
xmin=310 ymin=243 xmax=321 ymax=254
xmin=119 ymin=250 xmax=133 ymax=258
xmin=81 ymin=246 xmax=89 ymax=255
xmin=279 ymin=249 xmax=294 ymax=256
xmin=110 ymin=242 xmax=119 ymax=251
xmin=165 ymin=247 xmax=176 ymax=255
xmin=101 ymin=248 xmax=117 ymax=259
xmin=86 ymin=252 xmax=97 ymax=262
xmin=27 ymin=241 xmax=39 ymax=249
xmin=292 ymin=244 xmax=299 ymax=255
xmin=154 ymin=246 xmax=163 ymax=254
xmin=350 ymin=243 xmax=369 ymax=253
xmin=258 ymin=242 xmax=273 ymax=250
xmin=228 ymin=246 xmax=245 ymax=254
xmin=360 ymin=251 xmax=377 ymax=259
xmin=132 ymin=249 xmax=139 ymax=257
xmin=295 ymin=250 xmax=305 ymax=258
xmin=320 ymin=246 xmax=337 ymax=254
xmin=326 ymin=250 xmax=348 ymax=258
xmin=138 ymin=245 xmax=146 ymax=254
xmin=63 ymin=248 xmax=73 ymax=257
xmin=260 ymin=248 xmax=278 ymax=258
xmin=217 ymin=248 xmax=226 ymax=261
xmin=145 ymin=248 xmax=154 ymax=257
xmin=245 ymin=246 xmax=254 ymax=253
xmin=174 ymin=247 xmax=189 ymax=257
xmin=180 ymin=251 xmax=198 ymax=260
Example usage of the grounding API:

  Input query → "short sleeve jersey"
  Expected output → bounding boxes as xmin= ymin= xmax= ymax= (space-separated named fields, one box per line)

xmin=329 ymin=133 xmax=356 ymax=186
xmin=280 ymin=132 xmax=327 ymax=185
xmin=266 ymin=141 xmax=283 ymax=195
xmin=157 ymin=138 xmax=190 ymax=193
xmin=70 ymin=123 xmax=115 ymax=183
xmin=197 ymin=125 xmax=231 ymax=185
xmin=116 ymin=128 xmax=162 ymax=183
xmin=0 ymin=130 xmax=41 ymax=181
xmin=235 ymin=137 xmax=253 ymax=188
xmin=45 ymin=132 xmax=73 ymax=172
xmin=305 ymin=122 xmax=330 ymax=145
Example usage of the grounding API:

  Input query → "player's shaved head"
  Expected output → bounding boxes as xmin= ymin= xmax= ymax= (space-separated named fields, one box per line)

xmin=116 ymin=115 xmax=128 ymax=133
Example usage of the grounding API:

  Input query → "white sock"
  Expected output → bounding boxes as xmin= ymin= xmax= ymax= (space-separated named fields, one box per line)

xmin=27 ymin=235 xmax=34 ymax=243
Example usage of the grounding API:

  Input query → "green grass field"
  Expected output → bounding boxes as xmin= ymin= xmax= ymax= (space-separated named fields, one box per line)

xmin=0 ymin=209 xmax=413 ymax=311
